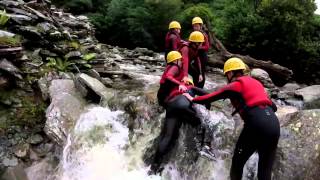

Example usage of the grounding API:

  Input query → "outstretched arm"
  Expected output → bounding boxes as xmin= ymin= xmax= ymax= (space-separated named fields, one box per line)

xmin=192 ymin=81 xmax=242 ymax=104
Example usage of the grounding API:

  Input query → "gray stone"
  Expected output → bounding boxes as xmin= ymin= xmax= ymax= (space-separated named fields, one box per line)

xmin=7 ymin=14 xmax=33 ymax=23
xmin=28 ymin=134 xmax=43 ymax=145
xmin=134 ymin=47 xmax=154 ymax=56
xmin=295 ymin=85 xmax=320 ymax=102
xmin=45 ymin=79 xmax=85 ymax=145
xmin=2 ymin=157 xmax=18 ymax=167
xmin=37 ymin=77 xmax=49 ymax=101
xmin=250 ymin=68 xmax=275 ymax=88
xmin=77 ymin=15 xmax=89 ymax=21
xmin=26 ymin=157 xmax=56 ymax=180
xmin=13 ymin=144 xmax=30 ymax=158
xmin=0 ymin=30 xmax=15 ymax=37
xmin=281 ymin=83 xmax=301 ymax=92
xmin=112 ymin=48 xmax=120 ymax=54
xmin=77 ymin=73 xmax=114 ymax=102
xmin=39 ymin=49 xmax=57 ymax=57
xmin=65 ymin=51 xmax=81 ymax=60
xmin=86 ymin=69 xmax=100 ymax=79
xmin=16 ymin=26 xmax=43 ymax=40
xmin=1 ymin=165 xmax=29 ymax=180
xmin=274 ymin=109 xmax=320 ymax=179
xmin=0 ymin=0 xmax=22 ymax=7
xmin=49 ymin=31 xmax=62 ymax=40
xmin=0 ymin=59 xmax=22 ymax=79
xmin=101 ymin=77 xmax=113 ymax=88
xmin=276 ymin=105 xmax=299 ymax=126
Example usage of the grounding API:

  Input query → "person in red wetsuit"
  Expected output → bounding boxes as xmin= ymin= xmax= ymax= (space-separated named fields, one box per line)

xmin=152 ymin=51 xmax=208 ymax=174
xmin=180 ymin=31 xmax=204 ymax=88
xmin=183 ymin=57 xmax=280 ymax=180
xmin=164 ymin=21 xmax=182 ymax=62
xmin=192 ymin=17 xmax=210 ymax=88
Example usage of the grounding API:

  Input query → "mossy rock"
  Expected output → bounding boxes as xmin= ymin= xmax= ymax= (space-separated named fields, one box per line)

xmin=0 ymin=35 xmax=21 ymax=47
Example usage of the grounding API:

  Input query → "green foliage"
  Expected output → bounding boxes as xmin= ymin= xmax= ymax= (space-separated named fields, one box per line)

xmin=83 ymin=53 xmax=96 ymax=61
xmin=0 ymin=9 xmax=10 ymax=26
xmin=46 ymin=57 xmax=75 ymax=72
xmin=0 ymin=90 xmax=47 ymax=130
xmin=0 ymin=35 xmax=21 ymax=47
xmin=0 ymin=11 xmax=8 ymax=26
xmin=52 ymin=0 xmax=320 ymax=83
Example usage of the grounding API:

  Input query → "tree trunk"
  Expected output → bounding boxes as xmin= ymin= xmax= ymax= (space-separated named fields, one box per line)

xmin=204 ymin=22 xmax=293 ymax=86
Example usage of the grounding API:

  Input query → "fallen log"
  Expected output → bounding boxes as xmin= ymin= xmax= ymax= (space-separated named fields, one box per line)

xmin=205 ymin=22 xmax=293 ymax=86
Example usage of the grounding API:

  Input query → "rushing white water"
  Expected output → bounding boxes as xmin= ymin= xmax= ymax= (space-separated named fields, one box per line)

xmin=56 ymin=106 xmax=161 ymax=180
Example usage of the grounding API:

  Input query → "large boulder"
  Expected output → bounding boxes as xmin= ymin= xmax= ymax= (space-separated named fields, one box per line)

xmin=45 ymin=79 xmax=85 ymax=145
xmin=77 ymin=73 xmax=114 ymax=103
xmin=294 ymin=85 xmax=320 ymax=109
xmin=250 ymin=68 xmax=275 ymax=89
xmin=274 ymin=109 xmax=320 ymax=180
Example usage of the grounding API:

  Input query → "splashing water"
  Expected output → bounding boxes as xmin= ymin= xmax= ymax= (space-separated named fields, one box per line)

xmin=55 ymin=106 xmax=161 ymax=180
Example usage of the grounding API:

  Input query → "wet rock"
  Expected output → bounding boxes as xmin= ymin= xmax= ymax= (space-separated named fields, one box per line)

xmin=0 ymin=59 xmax=22 ymax=79
xmin=101 ymin=77 xmax=113 ymax=88
xmin=251 ymin=68 xmax=275 ymax=88
xmin=295 ymin=85 xmax=320 ymax=109
xmin=8 ymin=14 xmax=33 ymax=24
xmin=13 ymin=143 xmax=30 ymax=158
xmin=0 ymin=30 xmax=15 ymax=37
xmin=37 ymin=76 xmax=49 ymax=101
xmin=25 ymin=157 xmax=56 ymax=180
xmin=32 ymin=143 xmax=53 ymax=157
xmin=0 ymin=0 xmax=22 ymax=7
xmin=39 ymin=49 xmax=57 ymax=57
xmin=37 ymin=22 xmax=57 ymax=34
xmin=276 ymin=106 xmax=299 ymax=126
xmin=281 ymin=83 xmax=301 ymax=92
xmin=1 ymin=165 xmax=29 ymax=180
xmin=134 ymin=47 xmax=154 ymax=56
xmin=6 ymin=7 xmax=38 ymax=20
xmin=49 ymin=31 xmax=62 ymax=40
xmin=65 ymin=51 xmax=81 ymax=60
xmin=86 ymin=69 xmax=100 ymax=80
xmin=15 ymin=26 xmax=43 ymax=41
xmin=2 ymin=157 xmax=18 ymax=167
xmin=274 ymin=109 xmax=320 ymax=179
xmin=77 ymin=73 xmax=114 ymax=102
xmin=28 ymin=134 xmax=43 ymax=145
xmin=45 ymin=79 xmax=85 ymax=145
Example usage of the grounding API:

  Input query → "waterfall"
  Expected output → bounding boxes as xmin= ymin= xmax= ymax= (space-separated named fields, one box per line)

xmin=53 ymin=106 xmax=160 ymax=180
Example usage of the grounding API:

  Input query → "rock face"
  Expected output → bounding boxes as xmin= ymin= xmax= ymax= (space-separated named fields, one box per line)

xmin=45 ymin=79 xmax=85 ymax=145
xmin=77 ymin=73 xmax=114 ymax=102
xmin=251 ymin=68 xmax=275 ymax=88
xmin=295 ymin=85 xmax=320 ymax=109
xmin=274 ymin=109 xmax=320 ymax=180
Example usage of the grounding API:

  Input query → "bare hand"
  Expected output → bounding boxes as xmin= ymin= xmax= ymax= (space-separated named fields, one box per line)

xmin=179 ymin=84 xmax=188 ymax=92
xmin=183 ymin=93 xmax=194 ymax=101
xmin=199 ymin=75 xmax=203 ymax=82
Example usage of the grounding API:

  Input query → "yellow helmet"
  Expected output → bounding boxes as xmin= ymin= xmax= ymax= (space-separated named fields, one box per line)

xmin=189 ymin=31 xmax=204 ymax=43
xmin=168 ymin=21 xmax=181 ymax=29
xmin=192 ymin=17 xmax=203 ymax=25
xmin=166 ymin=51 xmax=182 ymax=63
xmin=223 ymin=57 xmax=247 ymax=74
xmin=186 ymin=74 xmax=194 ymax=85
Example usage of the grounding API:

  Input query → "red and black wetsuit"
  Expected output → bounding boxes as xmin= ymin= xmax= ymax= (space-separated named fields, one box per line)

xmin=197 ymin=30 xmax=210 ymax=88
xmin=164 ymin=30 xmax=181 ymax=60
xmin=193 ymin=76 xmax=280 ymax=180
xmin=152 ymin=63 xmax=208 ymax=173
xmin=180 ymin=42 xmax=202 ymax=87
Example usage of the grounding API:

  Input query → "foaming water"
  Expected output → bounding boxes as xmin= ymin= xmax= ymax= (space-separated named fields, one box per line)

xmin=56 ymin=106 xmax=160 ymax=180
